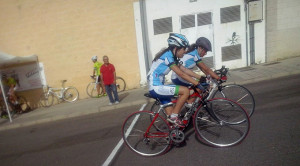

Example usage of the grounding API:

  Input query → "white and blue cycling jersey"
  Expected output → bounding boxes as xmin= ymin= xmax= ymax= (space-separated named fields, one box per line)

xmin=171 ymin=49 xmax=202 ymax=86
xmin=147 ymin=50 xmax=180 ymax=104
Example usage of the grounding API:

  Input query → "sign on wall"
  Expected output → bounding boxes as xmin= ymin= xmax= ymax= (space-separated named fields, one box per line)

xmin=1 ymin=63 xmax=46 ymax=91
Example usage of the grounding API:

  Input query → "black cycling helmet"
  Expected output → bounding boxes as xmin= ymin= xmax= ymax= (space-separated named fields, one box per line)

xmin=196 ymin=37 xmax=212 ymax=52
xmin=167 ymin=33 xmax=189 ymax=48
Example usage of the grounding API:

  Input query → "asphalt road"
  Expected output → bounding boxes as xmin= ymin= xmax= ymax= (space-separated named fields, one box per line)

xmin=0 ymin=74 xmax=300 ymax=166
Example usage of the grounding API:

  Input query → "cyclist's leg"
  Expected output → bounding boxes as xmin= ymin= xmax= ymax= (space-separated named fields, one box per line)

xmin=95 ymin=76 xmax=101 ymax=95
xmin=172 ymin=86 xmax=189 ymax=115
xmin=172 ymin=77 xmax=197 ymax=105
xmin=150 ymin=85 xmax=189 ymax=116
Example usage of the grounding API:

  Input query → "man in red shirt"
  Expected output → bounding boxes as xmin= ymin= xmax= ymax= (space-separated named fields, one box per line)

xmin=100 ymin=56 xmax=120 ymax=105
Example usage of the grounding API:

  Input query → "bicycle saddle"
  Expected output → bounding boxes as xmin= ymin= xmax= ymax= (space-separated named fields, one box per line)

xmin=61 ymin=80 xmax=67 ymax=83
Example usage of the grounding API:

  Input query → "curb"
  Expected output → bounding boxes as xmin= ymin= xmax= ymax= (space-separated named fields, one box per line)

xmin=0 ymin=99 xmax=150 ymax=131
xmin=228 ymin=72 xmax=300 ymax=85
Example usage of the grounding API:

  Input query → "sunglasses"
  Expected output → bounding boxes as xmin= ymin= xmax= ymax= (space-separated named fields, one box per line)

xmin=180 ymin=47 xmax=188 ymax=52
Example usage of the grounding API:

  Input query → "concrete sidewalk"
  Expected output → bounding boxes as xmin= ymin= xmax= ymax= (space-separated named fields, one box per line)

xmin=1 ymin=56 xmax=300 ymax=131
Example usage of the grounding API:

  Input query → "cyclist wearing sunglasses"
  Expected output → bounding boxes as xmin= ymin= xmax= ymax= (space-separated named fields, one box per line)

xmin=147 ymin=33 xmax=205 ymax=127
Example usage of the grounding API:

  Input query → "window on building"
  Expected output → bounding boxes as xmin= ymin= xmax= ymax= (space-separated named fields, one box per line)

xmin=181 ymin=12 xmax=212 ymax=29
xmin=181 ymin=14 xmax=195 ymax=29
xmin=197 ymin=12 xmax=212 ymax=26
xmin=153 ymin=17 xmax=173 ymax=35
xmin=220 ymin=5 xmax=240 ymax=23
xmin=222 ymin=44 xmax=242 ymax=61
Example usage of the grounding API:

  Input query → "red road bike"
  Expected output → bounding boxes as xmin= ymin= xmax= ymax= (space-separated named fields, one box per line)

xmin=122 ymin=86 xmax=250 ymax=157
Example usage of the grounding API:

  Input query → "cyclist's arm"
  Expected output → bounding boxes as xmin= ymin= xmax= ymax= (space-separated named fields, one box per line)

xmin=170 ymin=65 xmax=198 ymax=85
xmin=92 ymin=68 xmax=95 ymax=76
xmin=197 ymin=62 xmax=220 ymax=80
xmin=179 ymin=65 xmax=202 ymax=80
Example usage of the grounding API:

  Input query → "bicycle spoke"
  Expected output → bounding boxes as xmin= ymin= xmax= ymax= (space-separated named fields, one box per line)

xmin=194 ymin=99 xmax=250 ymax=147
xmin=122 ymin=111 xmax=171 ymax=156
xmin=212 ymin=84 xmax=255 ymax=117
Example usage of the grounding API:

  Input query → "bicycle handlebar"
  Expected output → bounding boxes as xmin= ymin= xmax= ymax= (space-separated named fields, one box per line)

xmin=214 ymin=66 xmax=229 ymax=77
xmin=90 ymin=75 xmax=96 ymax=80
xmin=214 ymin=66 xmax=229 ymax=84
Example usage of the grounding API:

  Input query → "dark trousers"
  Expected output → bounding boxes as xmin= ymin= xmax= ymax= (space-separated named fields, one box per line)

xmin=105 ymin=84 xmax=119 ymax=103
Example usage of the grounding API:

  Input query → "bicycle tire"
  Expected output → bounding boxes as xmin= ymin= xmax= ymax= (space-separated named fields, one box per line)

xmin=63 ymin=87 xmax=79 ymax=102
xmin=40 ymin=93 xmax=54 ymax=107
xmin=122 ymin=111 xmax=172 ymax=157
xmin=149 ymin=101 xmax=170 ymax=132
xmin=211 ymin=84 xmax=255 ymax=117
xmin=150 ymin=101 xmax=168 ymax=119
xmin=86 ymin=82 xmax=102 ymax=98
xmin=116 ymin=77 xmax=126 ymax=92
xmin=194 ymin=98 xmax=250 ymax=147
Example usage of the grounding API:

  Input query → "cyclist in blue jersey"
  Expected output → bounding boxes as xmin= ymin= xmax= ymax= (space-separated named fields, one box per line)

xmin=171 ymin=37 xmax=224 ymax=87
xmin=148 ymin=33 xmax=205 ymax=127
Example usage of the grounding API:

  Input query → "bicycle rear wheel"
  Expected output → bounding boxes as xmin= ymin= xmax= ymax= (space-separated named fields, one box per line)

xmin=86 ymin=82 xmax=102 ymax=98
xmin=63 ymin=87 xmax=79 ymax=102
xmin=150 ymin=101 xmax=168 ymax=119
xmin=122 ymin=111 xmax=171 ymax=157
xmin=212 ymin=84 xmax=255 ymax=117
xmin=194 ymin=98 xmax=250 ymax=147
xmin=40 ymin=93 xmax=54 ymax=107
xmin=116 ymin=77 xmax=126 ymax=92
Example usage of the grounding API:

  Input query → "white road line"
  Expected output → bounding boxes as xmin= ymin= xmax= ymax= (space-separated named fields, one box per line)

xmin=102 ymin=103 xmax=147 ymax=166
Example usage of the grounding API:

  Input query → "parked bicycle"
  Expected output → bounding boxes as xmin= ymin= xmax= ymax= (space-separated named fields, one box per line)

xmin=0 ymin=94 xmax=30 ymax=117
xmin=40 ymin=80 xmax=79 ymax=107
xmin=86 ymin=76 xmax=126 ymax=98
xmin=122 ymin=86 xmax=250 ymax=157
xmin=151 ymin=66 xmax=255 ymax=117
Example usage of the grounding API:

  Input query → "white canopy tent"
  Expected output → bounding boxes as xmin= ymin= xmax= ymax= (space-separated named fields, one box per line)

xmin=0 ymin=51 xmax=38 ymax=122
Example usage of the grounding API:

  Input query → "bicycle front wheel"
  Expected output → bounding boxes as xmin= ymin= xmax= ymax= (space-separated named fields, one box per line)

xmin=86 ymin=82 xmax=102 ymax=98
xmin=122 ymin=111 xmax=172 ymax=157
xmin=212 ymin=84 xmax=255 ymax=117
xmin=63 ymin=87 xmax=79 ymax=102
xmin=40 ymin=93 xmax=54 ymax=107
xmin=194 ymin=98 xmax=250 ymax=147
xmin=116 ymin=77 xmax=126 ymax=92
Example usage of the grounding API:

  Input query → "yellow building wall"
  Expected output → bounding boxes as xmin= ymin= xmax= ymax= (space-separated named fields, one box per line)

xmin=0 ymin=0 xmax=140 ymax=102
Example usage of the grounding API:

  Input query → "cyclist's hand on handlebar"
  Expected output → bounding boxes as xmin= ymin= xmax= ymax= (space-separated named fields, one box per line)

xmin=196 ymin=83 xmax=207 ymax=93
xmin=217 ymin=76 xmax=227 ymax=84
xmin=199 ymin=76 xmax=207 ymax=83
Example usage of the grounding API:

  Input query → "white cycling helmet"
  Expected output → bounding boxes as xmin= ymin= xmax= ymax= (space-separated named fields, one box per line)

xmin=91 ymin=56 xmax=97 ymax=61
xmin=167 ymin=33 xmax=190 ymax=48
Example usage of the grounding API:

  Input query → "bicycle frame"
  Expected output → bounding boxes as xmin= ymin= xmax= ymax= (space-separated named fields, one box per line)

xmin=144 ymin=113 xmax=169 ymax=139
xmin=154 ymin=87 xmax=224 ymax=127
xmin=47 ymin=87 xmax=65 ymax=99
